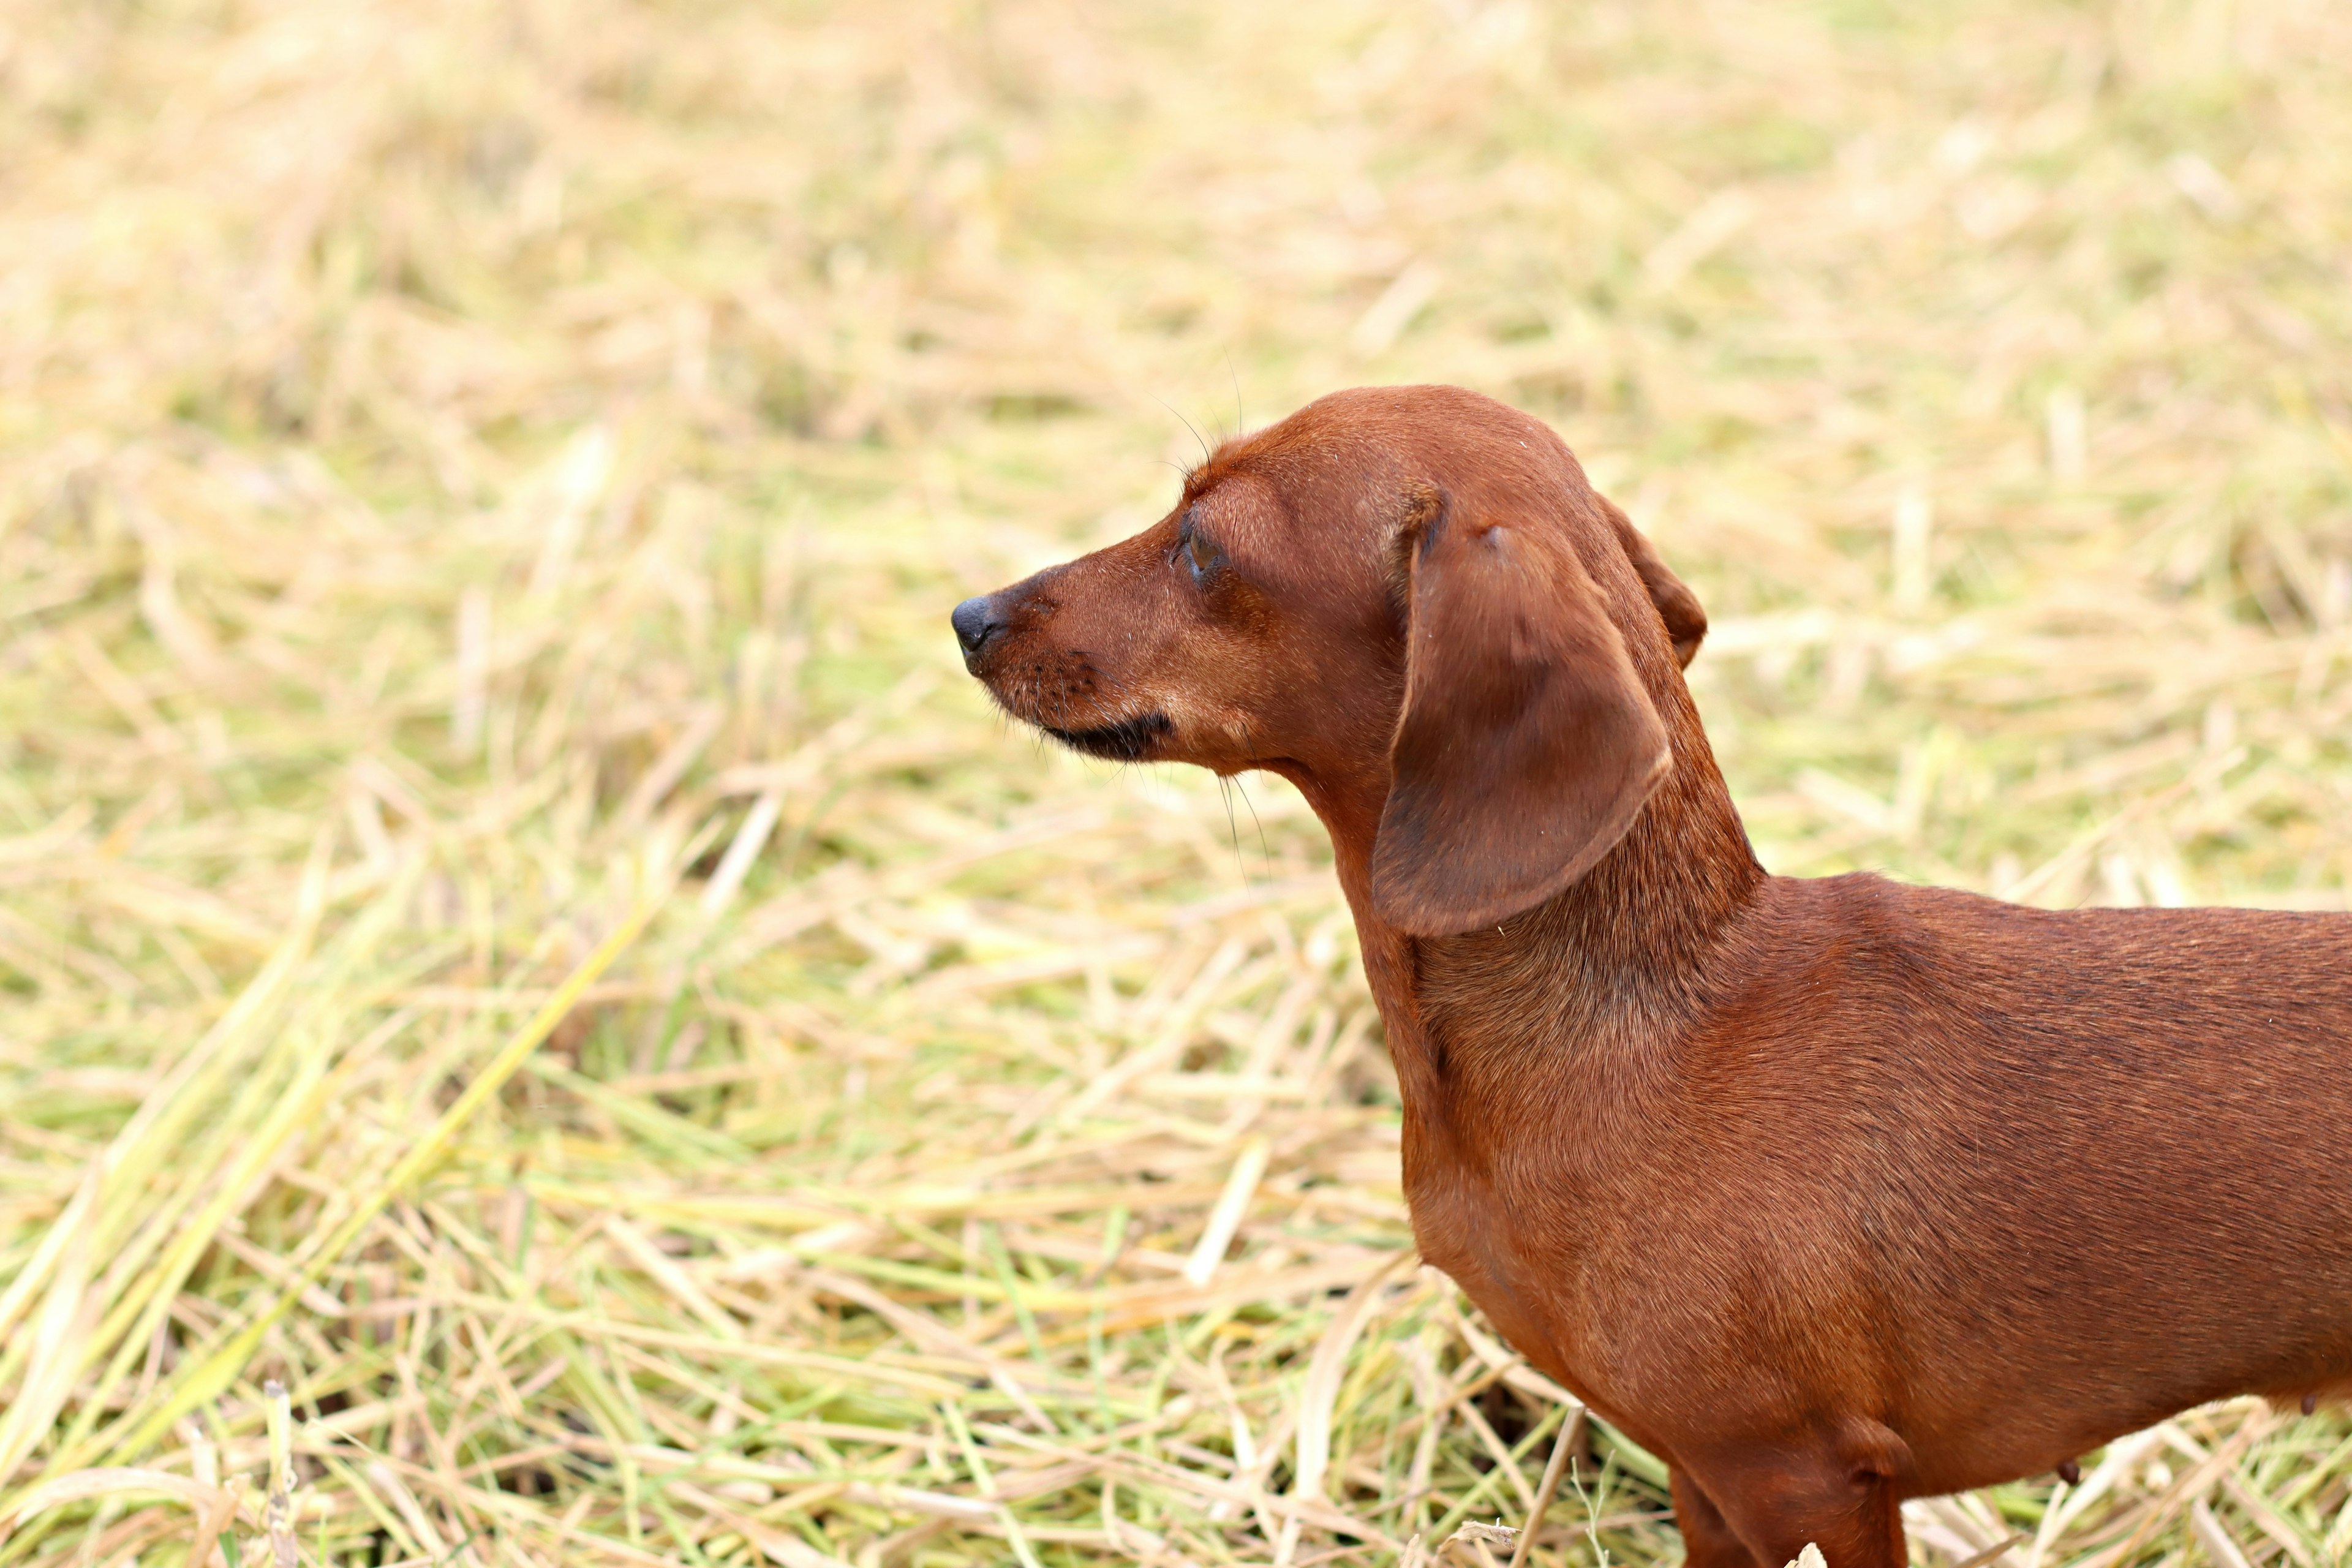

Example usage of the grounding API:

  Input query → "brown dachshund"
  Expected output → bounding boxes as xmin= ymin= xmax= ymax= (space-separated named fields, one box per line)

xmin=951 ymin=385 xmax=2352 ymax=1568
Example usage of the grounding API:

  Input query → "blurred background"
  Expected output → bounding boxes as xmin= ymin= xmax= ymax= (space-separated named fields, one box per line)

xmin=2 ymin=1 xmax=2348 ymax=1564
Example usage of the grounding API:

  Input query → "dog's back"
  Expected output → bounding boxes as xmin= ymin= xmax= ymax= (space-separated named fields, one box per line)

xmin=1687 ymin=876 xmax=2352 ymax=1491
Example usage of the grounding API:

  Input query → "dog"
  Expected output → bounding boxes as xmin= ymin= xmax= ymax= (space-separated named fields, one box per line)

xmin=951 ymin=384 xmax=2352 ymax=1568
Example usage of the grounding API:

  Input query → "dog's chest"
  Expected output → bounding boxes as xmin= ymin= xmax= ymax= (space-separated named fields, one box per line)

xmin=1396 ymin=1069 xmax=1618 ymax=1387
xmin=1390 ymin=968 xmax=1696 ymax=1395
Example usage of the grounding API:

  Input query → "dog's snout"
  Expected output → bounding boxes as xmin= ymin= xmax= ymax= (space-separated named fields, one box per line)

xmin=951 ymin=595 xmax=1005 ymax=663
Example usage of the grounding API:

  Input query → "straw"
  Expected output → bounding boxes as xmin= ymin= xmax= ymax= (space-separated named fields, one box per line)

xmin=3 ymin=0 xmax=2348 ymax=1562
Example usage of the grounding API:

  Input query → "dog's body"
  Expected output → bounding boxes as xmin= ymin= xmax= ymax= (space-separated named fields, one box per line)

xmin=952 ymin=385 xmax=2352 ymax=1567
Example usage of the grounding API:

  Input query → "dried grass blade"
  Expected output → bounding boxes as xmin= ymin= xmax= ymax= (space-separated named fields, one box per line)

xmin=65 ymin=891 xmax=668 ymax=1477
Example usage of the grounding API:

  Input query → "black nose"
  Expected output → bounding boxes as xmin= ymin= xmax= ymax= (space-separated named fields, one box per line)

xmin=951 ymin=595 xmax=1003 ymax=661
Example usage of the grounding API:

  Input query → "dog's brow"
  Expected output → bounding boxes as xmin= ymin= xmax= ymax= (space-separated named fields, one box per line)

xmin=1189 ymin=473 xmax=1282 ymax=552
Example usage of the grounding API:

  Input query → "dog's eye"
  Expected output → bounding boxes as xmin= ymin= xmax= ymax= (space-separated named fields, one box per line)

xmin=1185 ymin=527 xmax=1222 ymax=582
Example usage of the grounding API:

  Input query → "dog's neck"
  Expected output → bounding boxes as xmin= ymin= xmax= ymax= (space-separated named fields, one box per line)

xmin=1494 ymin=669 xmax=1765 ymax=998
xmin=1295 ymin=666 xmax=1765 ymax=1112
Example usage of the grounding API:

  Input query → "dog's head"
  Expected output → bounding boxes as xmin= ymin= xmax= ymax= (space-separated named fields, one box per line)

xmin=954 ymin=385 xmax=1708 ymax=937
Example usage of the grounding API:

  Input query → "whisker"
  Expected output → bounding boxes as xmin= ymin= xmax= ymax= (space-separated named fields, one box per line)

xmin=1218 ymin=775 xmax=1245 ymax=879
xmin=1152 ymin=393 xmax=1210 ymax=467
xmin=1231 ymin=771 xmax=1272 ymax=875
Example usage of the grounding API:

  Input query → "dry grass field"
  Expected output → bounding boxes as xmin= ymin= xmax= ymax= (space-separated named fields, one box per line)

xmin=4 ymin=0 xmax=2351 ymax=1563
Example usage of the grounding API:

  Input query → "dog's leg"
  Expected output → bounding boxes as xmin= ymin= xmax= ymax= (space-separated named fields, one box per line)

xmin=1672 ymin=1468 xmax=1765 ymax=1568
xmin=1686 ymin=1447 xmax=1907 ymax=1568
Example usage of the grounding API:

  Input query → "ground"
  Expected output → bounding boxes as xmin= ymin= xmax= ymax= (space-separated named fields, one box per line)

xmin=1 ymin=0 xmax=2348 ymax=1564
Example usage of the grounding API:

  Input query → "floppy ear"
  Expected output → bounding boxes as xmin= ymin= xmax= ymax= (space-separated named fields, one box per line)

xmin=1370 ymin=488 xmax=1672 ymax=937
xmin=1600 ymin=496 xmax=1708 ymax=668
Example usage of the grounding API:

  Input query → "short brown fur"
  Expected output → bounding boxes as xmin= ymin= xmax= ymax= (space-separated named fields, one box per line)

xmin=953 ymin=385 xmax=2352 ymax=1568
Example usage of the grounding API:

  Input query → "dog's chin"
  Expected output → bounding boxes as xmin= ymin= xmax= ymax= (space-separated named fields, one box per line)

xmin=1040 ymin=711 xmax=1172 ymax=762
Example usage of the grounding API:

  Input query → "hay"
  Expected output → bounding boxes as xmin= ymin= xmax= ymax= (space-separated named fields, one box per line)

xmin=2 ymin=0 xmax=2348 ymax=1563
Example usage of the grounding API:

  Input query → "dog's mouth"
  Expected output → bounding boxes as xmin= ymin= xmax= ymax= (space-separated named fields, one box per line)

xmin=1041 ymin=711 xmax=1172 ymax=761
xmin=968 ymin=641 xmax=1171 ymax=761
